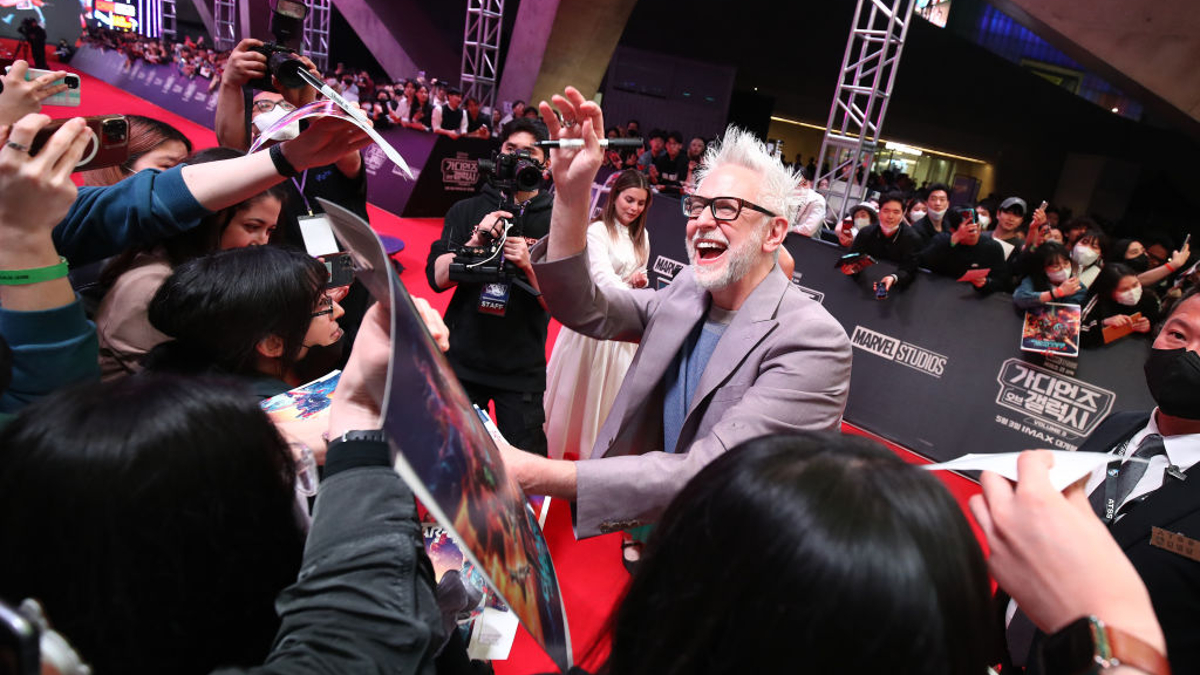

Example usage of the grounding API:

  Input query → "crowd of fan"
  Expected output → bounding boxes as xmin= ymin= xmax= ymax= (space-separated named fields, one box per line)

xmin=0 ymin=38 xmax=1189 ymax=675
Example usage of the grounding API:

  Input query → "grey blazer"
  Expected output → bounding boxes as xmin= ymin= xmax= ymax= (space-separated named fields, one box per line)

xmin=533 ymin=247 xmax=852 ymax=538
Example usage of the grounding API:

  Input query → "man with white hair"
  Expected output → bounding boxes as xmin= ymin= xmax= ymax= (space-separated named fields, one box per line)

xmin=501 ymin=87 xmax=852 ymax=539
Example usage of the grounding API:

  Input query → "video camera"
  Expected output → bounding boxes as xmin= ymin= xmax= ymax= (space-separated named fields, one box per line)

xmin=476 ymin=148 xmax=545 ymax=194
xmin=445 ymin=149 xmax=547 ymax=295
xmin=248 ymin=0 xmax=310 ymax=92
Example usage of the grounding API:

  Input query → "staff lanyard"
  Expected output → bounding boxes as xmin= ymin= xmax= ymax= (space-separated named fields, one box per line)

xmin=291 ymin=170 xmax=312 ymax=216
xmin=1100 ymin=439 xmax=1187 ymax=524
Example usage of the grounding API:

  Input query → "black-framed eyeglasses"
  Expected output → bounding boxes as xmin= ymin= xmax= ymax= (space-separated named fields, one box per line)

xmin=681 ymin=195 xmax=777 ymax=221
xmin=252 ymin=99 xmax=297 ymax=114
xmin=311 ymin=296 xmax=335 ymax=318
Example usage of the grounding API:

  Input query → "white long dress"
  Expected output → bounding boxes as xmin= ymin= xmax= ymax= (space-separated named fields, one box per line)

xmin=544 ymin=221 xmax=648 ymax=460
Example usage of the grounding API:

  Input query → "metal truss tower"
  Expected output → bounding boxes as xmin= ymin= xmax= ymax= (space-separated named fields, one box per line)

xmin=303 ymin=0 xmax=331 ymax=73
xmin=460 ymin=0 xmax=504 ymax=112
xmin=160 ymin=0 xmax=177 ymax=39
xmin=814 ymin=0 xmax=916 ymax=224
xmin=213 ymin=0 xmax=238 ymax=51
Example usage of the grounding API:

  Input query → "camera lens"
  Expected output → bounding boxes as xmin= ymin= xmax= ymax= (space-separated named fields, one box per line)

xmin=102 ymin=118 xmax=128 ymax=143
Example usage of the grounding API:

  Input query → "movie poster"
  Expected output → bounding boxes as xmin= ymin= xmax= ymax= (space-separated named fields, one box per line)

xmin=1020 ymin=302 xmax=1081 ymax=357
xmin=319 ymin=198 xmax=572 ymax=672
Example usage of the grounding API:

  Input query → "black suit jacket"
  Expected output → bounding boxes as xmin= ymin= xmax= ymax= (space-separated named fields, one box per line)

xmin=1077 ymin=410 xmax=1200 ymax=674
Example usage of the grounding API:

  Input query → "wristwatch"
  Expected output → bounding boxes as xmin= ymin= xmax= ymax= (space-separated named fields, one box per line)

xmin=1037 ymin=616 xmax=1170 ymax=675
xmin=328 ymin=429 xmax=388 ymax=447
xmin=323 ymin=429 xmax=391 ymax=478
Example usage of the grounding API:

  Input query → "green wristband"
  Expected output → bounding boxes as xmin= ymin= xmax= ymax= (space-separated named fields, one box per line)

xmin=0 ymin=256 xmax=70 ymax=285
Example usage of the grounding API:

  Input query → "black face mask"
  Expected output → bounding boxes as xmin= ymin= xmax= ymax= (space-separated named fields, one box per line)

xmin=1127 ymin=253 xmax=1150 ymax=273
xmin=1144 ymin=347 xmax=1200 ymax=419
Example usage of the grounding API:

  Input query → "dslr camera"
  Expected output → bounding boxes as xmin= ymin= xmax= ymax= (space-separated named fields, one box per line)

xmin=248 ymin=0 xmax=310 ymax=92
xmin=446 ymin=149 xmax=547 ymax=295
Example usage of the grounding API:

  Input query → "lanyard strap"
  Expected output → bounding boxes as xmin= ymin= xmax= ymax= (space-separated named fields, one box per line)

xmin=291 ymin=169 xmax=312 ymax=216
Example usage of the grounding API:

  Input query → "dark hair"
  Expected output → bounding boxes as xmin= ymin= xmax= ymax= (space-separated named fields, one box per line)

xmin=100 ymin=147 xmax=287 ymax=286
xmin=82 ymin=114 xmax=192 ymax=187
xmin=926 ymin=182 xmax=950 ymax=199
xmin=666 ymin=130 xmax=684 ymax=144
xmin=146 ymin=246 xmax=328 ymax=380
xmin=647 ymin=128 xmax=666 ymax=142
xmin=501 ymin=116 xmax=549 ymax=144
xmin=879 ymin=191 xmax=906 ymax=210
xmin=1026 ymin=241 xmax=1072 ymax=291
xmin=0 ymin=375 xmax=304 ymax=675
xmin=1074 ymin=223 xmax=1110 ymax=261
xmin=1110 ymin=238 xmax=1144 ymax=263
xmin=1087 ymin=262 xmax=1137 ymax=304
xmin=601 ymin=170 xmax=652 ymax=269
xmin=446 ymin=86 xmax=462 ymax=96
xmin=608 ymin=433 xmax=992 ymax=675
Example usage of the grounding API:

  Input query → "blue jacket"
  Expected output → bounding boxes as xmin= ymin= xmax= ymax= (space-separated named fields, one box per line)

xmin=1012 ymin=275 xmax=1088 ymax=309
xmin=53 ymin=165 xmax=211 ymax=267
xmin=0 ymin=297 xmax=98 ymax=414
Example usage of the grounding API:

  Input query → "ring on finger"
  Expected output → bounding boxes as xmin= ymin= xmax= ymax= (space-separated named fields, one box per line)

xmin=5 ymin=141 xmax=30 ymax=153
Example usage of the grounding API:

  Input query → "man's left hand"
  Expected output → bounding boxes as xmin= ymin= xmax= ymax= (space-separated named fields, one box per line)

xmin=503 ymin=236 xmax=533 ymax=273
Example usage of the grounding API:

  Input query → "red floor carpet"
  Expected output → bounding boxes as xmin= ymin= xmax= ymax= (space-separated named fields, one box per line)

xmin=52 ymin=59 xmax=983 ymax=673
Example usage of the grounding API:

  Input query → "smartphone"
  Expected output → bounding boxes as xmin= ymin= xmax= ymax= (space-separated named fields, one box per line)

xmin=3 ymin=66 xmax=81 ymax=107
xmin=874 ymin=280 xmax=889 ymax=300
xmin=0 ymin=600 xmax=39 ymax=675
xmin=30 ymin=115 xmax=129 ymax=171
xmin=299 ymin=215 xmax=355 ymax=288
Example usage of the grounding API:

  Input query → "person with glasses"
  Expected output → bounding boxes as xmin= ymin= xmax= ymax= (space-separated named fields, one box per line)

xmin=496 ymin=87 xmax=851 ymax=549
xmin=143 ymin=245 xmax=344 ymax=399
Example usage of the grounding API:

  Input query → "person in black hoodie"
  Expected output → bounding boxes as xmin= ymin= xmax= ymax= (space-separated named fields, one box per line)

xmin=426 ymin=118 xmax=554 ymax=456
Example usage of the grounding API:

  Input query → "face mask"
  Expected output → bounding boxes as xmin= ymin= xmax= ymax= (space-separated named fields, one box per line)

xmin=1047 ymin=267 xmax=1070 ymax=284
xmin=1114 ymin=285 xmax=1142 ymax=306
xmin=854 ymin=217 xmax=871 ymax=229
xmin=928 ymin=207 xmax=948 ymax=221
xmin=1071 ymin=245 xmax=1099 ymax=268
xmin=910 ymin=210 xmax=926 ymax=221
xmin=1144 ymin=348 xmax=1200 ymax=419
xmin=1127 ymin=253 xmax=1150 ymax=273
xmin=880 ymin=220 xmax=899 ymax=236
xmin=977 ymin=215 xmax=991 ymax=228
xmin=253 ymin=107 xmax=300 ymax=142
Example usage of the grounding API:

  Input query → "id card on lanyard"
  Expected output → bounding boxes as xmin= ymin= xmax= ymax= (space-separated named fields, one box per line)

xmin=478 ymin=281 xmax=511 ymax=316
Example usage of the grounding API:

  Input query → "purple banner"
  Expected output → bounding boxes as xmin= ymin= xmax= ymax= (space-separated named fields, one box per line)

xmin=70 ymin=45 xmax=222 ymax=130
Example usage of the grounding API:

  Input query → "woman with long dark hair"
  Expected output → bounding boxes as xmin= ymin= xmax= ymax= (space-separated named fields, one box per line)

xmin=145 ymin=245 xmax=344 ymax=396
xmin=96 ymin=147 xmax=287 ymax=379
xmin=543 ymin=169 xmax=652 ymax=462
xmin=1079 ymin=262 xmax=1161 ymax=348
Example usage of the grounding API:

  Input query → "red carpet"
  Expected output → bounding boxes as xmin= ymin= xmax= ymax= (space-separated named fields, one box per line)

xmin=56 ymin=62 xmax=982 ymax=673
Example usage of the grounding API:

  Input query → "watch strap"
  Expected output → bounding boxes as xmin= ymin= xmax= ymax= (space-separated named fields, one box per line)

xmin=324 ymin=430 xmax=390 ymax=478
xmin=269 ymin=142 xmax=300 ymax=178
xmin=1103 ymin=621 xmax=1171 ymax=675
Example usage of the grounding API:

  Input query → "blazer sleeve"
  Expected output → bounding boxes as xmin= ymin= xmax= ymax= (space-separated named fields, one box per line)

xmin=531 ymin=239 xmax=658 ymax=343
xmin=573 ymin=295 xmax=852 ymax=538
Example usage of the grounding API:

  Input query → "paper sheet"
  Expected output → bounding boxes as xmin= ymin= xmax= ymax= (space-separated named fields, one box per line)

xmin=922 ymin=450 xmax=1143 ymax=491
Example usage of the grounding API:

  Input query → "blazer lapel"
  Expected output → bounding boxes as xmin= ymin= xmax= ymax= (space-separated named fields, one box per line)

xmin=686 ymin=267 xmax=786 ymax=418
xmin=1111 ymin=462 xmax=1200 ymax=549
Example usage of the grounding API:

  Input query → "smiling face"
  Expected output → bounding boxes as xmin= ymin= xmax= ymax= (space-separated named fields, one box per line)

xmin=997 ymin=208 xmax=1024 ymax=233
xmin=684 ymin=164 xmax=779 ymax=295
xmin=219 ymin=196 xmax=282 ymax=249
xmin=879 ymin=199 xmax=904 ymax=233
xmin=614 ymin=187 xmax=649 ymax=226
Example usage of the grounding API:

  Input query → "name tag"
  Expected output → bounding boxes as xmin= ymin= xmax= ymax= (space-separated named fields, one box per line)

xmin=478 ymin=281 xmax=511 ymax=316
xmin=1150 ymin=527 xmax=1200 ymax=563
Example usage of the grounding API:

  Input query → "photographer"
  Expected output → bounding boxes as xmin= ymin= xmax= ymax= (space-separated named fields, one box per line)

xmin=18 ymin=17 xmax=48 ymax=69
xmin=425 ymin=118 xmax=553 ymax=456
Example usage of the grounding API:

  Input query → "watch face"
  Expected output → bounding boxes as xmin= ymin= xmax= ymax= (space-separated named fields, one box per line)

xmin=1039 ymin=617 xmax=1100 ymax=673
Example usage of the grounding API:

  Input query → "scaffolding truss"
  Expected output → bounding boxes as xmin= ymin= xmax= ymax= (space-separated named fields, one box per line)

xmin=814 ymin=0 xmax=916 ymax=225
xmin=460 ymin=0 xmax=504 ymax=112
xmin=159 ymin=0 xmax=176 ymax=39
xmin=213 ymin=0 xmax=237 ymax=51
xmin=303 ymin=0 xmax=331 ymax=73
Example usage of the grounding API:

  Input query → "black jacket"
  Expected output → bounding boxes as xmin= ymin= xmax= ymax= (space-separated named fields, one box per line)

xmin=850 ymin=222 xmax=924 ymax=289
xmin=918 ymin=232 xmax=1009 ymax=295
xmin=425 ymin=184 xmax=554 ymax=391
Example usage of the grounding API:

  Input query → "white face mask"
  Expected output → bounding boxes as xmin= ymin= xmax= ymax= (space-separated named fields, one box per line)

xmin=1071 ymin=244 xmax=1099 ymax=268
xmin=1047 ymin=267 xmax=1071 ymax=284
xmin=1115 ymin=285 xmax=1143 ymax=307
xmin=928 ymin=207 xmax=948 ymax=221
xmin=910 ymin=210 xmax=926 ymax=221
xmin=254 ymin=107 xmax=301 ymax=142
xmin=854 ymin=217 xmax=871 ymax=230
xmin=977 ymin=215 xmax=991 ymax=228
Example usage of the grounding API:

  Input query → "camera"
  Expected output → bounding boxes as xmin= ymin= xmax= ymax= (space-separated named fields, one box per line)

xmin=248 ymin=0 xmax=310 ymax=92
xmin=477 ymin=149 xmax=545 ymax=194
xmin=17 ymin=17 xmax=38 ymax=39
xmin=448 ymin=217 xmax=529 ymax=289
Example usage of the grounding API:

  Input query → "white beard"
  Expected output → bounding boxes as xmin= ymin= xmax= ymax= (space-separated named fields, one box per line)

xmin=685 ymin=224 xmax=766 ymax=290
